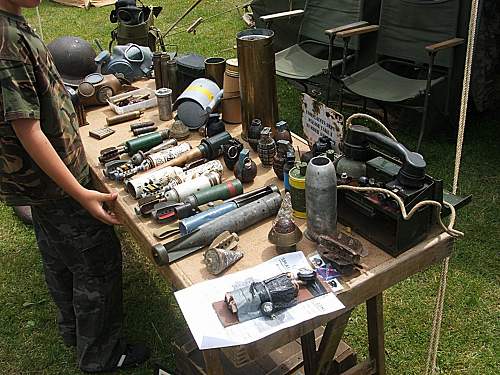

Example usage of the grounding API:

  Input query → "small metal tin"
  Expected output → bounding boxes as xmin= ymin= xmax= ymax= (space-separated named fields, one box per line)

xmin=156 ymin=88 xmax=173 ymax=121
xmin=289 ymin=162 xmax=307 ymax=219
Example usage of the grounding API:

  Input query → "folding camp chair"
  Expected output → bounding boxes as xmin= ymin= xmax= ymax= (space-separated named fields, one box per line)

xmin=260 ymin=0 xmax=380 ymax=103
xmin=337 ymin=0 xmax=464 ymax=152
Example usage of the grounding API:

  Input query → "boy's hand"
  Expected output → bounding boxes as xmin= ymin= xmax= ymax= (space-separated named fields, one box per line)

xmin=12 ymin=119 xmax=121 ymax=225
xmin=77 ymin=189 xmax=121 ymax=226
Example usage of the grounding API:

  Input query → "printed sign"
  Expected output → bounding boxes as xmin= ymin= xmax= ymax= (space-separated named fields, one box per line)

xmin=301 ymin=93 xmax=343 ymax=152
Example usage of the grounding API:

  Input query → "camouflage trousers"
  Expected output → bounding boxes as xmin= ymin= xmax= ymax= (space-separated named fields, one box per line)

xmin=31 ymin=195 xmax=126 ymax=372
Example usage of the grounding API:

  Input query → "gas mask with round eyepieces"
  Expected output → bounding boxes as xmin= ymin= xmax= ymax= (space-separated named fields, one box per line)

xmin=95 ymin=43 xmax=153 ymax=82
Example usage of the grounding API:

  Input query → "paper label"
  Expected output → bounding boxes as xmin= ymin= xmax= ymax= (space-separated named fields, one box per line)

xmin=174 ymin=252 xmax=345 ymax=349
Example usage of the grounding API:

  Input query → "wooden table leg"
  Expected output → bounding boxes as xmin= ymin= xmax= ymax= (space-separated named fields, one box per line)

xmin=301 ymin=330 xmax=317 ymax=375
xmin=312 ymin=309 xmax=353 ymax=375
xmin=366 ymin=293 xmax=385 ymax=375
xmin=203 ymin=348 xmax=224 ymax=375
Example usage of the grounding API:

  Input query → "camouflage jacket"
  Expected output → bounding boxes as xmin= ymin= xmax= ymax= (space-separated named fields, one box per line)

xmin=0 ymin=10 xmax=90 ymax=206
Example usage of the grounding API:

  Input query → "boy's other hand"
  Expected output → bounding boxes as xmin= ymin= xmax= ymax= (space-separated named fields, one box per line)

xmin=78 ymin=190 xmax=121 ymax=225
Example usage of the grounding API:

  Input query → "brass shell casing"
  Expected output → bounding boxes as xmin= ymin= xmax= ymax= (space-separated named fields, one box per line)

xmin=237 ymin=29 xmax=279 ymax=139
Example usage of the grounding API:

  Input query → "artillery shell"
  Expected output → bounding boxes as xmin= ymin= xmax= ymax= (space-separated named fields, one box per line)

xmin=106 ymin=110 xmax=143 ymax=126
xmin=133 ymin=125 xmax=158 ymax=136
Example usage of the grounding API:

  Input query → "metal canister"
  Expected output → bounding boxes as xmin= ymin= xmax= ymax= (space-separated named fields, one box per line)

xmin=160 ymin=53 xmax=170 ymax=89
xmin=289 ymin=162 xmax=307 ymax=219
xmin=221 ymin=58 xmax=241 ymax=124
xmin=237 ymin=29 xmax=278 ymax=139
xmin=174 ymin=78 xmax=222 ymax=129
xmin=166 ymin=59 xmax=180 ymax=101
xmin=205 ymin=57 xmax=226 ymax=89
xmin=153 ymin=52 xmax=163 ymax=89
xmin=156 ymin=88 xmax=173 ymax=121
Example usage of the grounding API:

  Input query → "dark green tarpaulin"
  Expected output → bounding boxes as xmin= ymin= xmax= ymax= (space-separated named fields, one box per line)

xmin=471 ymin=0 xmax=499 ymax=112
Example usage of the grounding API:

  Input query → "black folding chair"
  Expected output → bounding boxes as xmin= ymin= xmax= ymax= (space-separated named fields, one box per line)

xmin=260 ymin=0 xmax=380 ymax=102
xmin=337 ymin=0 xmax=464 ymax=152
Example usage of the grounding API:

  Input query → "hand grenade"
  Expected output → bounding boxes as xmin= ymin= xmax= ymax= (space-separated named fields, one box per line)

xmin=257 ymin=127 xmax=276 ymax=167
xmin=274 ymin=120 xmax=293 ymax=144
xmin=247 ymin=118 xmax=263 ymax=151
xmin=273 ymin=140 xmax=292 ymax=180
xmin=222 ymin=138 xmax=243 ymax=171
xmin=234 ymin=148 xmax=257 ymax=183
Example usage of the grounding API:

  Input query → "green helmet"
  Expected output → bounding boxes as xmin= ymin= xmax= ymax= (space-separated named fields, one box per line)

xmin=47 ymin=36 xmax=98 ymax=86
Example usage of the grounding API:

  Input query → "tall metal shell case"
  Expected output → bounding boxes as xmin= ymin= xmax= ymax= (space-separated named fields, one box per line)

xmin=237 ymin=29 xmax=279 ymax=140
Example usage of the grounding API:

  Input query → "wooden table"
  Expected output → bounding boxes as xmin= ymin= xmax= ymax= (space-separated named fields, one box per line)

xmin=80 ymin=80 xmax=453 ymax=375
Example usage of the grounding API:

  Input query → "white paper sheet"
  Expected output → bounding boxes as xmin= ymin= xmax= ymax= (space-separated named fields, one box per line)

xmin=174 ymin=252 xmax=345 ymax=350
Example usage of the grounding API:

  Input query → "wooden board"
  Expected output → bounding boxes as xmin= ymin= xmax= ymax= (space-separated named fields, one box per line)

xmin=174 ymin=329 xmax=356 ymax=375
xmin=80 ymin=79 xmax=455 ymax=366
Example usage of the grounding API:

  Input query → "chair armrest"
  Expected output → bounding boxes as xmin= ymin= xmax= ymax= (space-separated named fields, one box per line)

xmin=337 ymin=25 xmax=379 ymax=39
xmin=260 ymin=9 xmax=304 ymax=22
xmin=325 ymin=21 xmax=369 ymax=37
xmin=425 ymin=38 xmax=464 ymax=53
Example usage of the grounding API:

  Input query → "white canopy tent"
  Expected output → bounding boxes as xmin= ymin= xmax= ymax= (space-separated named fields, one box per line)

xmin=51 ymin=0 xmax=115 ymax=8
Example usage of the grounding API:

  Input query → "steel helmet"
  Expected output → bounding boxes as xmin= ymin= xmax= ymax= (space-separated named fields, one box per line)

xmin=47 ymin=36 xmax=98 ymax=86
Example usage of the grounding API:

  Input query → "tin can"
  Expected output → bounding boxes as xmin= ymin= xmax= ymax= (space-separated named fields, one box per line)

xmin=289 ymin=162 xmax=307 ymax=219
xmin=205 ymin=57 xmax=226 ymax=89
xmin=156 ymin=88 xmax=173 ymax=121
xmin=222 ymin=58 xmax=241 ymax=124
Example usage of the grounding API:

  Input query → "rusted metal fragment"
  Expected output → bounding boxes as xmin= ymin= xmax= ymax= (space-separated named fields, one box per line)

xmin=317 ymin=233 xmax=367 ymax=273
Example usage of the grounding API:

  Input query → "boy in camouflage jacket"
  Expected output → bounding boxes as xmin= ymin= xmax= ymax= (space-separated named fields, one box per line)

xmin=0 ymin=0 xmax=149 ymax=372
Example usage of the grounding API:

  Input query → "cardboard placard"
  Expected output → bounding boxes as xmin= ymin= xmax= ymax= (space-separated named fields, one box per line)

xmin=301 ymin=93 xmax=343 ymax=152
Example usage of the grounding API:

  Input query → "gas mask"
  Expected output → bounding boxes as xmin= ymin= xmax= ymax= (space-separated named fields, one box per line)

xmin=110 ymin=0 xmax=145 ymax=25
xmin=77 ymin=73 xmax=126 ymax=107
xmin=95 ymin=43 xmax=153 ymax=82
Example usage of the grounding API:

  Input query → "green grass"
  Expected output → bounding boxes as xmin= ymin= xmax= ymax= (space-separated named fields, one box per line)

xmin=0 ymin=1 xmax=498 ymax=374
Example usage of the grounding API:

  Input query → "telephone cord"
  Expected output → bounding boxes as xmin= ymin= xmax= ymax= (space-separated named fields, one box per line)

xmin=337 ymin=185 xmax=463 ymax=238
xmin=345 ymin=113 xmax=397 ymax=141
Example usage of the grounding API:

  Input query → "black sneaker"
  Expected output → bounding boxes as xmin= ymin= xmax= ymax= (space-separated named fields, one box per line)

xmin=62 ymin=335 xmax=76 ymax=348
xmin=13 ymin=206 xmax=32 ymax=225
xmin=114 ymin=343 xmax=150 ymax=370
